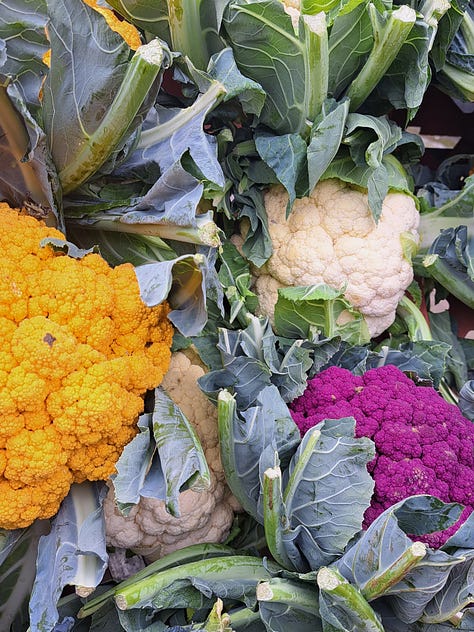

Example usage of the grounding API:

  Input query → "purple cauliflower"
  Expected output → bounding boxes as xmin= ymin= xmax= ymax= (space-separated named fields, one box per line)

xmin=289 ymin=364 xmax=474 ymax=548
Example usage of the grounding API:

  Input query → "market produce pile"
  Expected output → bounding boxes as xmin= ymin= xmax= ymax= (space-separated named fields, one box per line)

xmin=0 ymin=0 xmax=473 ymax=630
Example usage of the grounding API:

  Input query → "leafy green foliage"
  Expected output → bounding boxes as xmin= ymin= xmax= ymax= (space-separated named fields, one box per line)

xmin=274 ymin=284 xmax=371 ymax=345
xmin=112 ymin=387 xmax=211 ymax=516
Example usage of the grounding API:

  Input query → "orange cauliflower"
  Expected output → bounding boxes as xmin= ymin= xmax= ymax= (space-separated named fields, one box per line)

xmin=104 ymin=349 xmax=241 ymax=561
xmin=0 ymin=204 xmax=173 ymax=529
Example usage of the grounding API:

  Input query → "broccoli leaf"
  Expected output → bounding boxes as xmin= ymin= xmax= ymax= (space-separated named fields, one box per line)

xmin=337 ymin=496 xmax=465 ymax=624
xmin=423 ymin=226 xmax=474 ymax=309
xmin=217 ymin=387 xmax=300 ymax=520
xmin=459 ymin=380 xmax=474 ymax=421
xmin=152 ymin=388 xmax=211 ymax=516
xmin=223 ymin=0 xmax=309 ymax=134
xmin=42 ymin=0 xmax=132 ymax=176
xmin=135 ymin=252 xmax=223 ymax=337
xmin=421 ymin=559 xmax=474 ymax=625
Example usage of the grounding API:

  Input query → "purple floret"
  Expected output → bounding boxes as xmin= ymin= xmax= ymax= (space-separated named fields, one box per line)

xmin=289 ymin=364 xmax=474 ymax=548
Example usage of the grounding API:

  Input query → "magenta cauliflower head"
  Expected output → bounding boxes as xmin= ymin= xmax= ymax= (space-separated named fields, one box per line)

xmin=289 ymin=364 xmax=474 ymax=548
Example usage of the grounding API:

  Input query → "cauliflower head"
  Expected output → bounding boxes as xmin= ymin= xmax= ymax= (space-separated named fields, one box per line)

xmin=254 ymin=180 xmax=420 ymax=336
xmin=0 ymin=205 xmax=173 ymax=529
xmin=104 ymin=349 xmax=240 ymax=561
xmin=290 ymin=364 xmax=474 ymax=548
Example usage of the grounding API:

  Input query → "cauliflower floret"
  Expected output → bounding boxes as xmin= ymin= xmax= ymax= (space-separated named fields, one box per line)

xmin=104 ymin=350 xmax=241 ymax=561
xmin=254 ymin=180 xmax=420 ymax=336
xmin=0 ymin=204 xmax=173 ymax=529
xmin=290 ymin=364 xmax=474 ymax=548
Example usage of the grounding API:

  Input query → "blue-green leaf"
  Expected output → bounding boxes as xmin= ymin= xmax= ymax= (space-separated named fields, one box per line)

xmin=281 ymin=418 xmax=375 ymax=571
xmin=29 ymin=483 xmax=108 ymax=632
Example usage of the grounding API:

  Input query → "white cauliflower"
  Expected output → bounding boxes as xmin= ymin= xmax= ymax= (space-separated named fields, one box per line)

xmin=104 ymin=349 xmax=240 ymax=562
xmin=253 ymin=179 xmax=420 ymax=337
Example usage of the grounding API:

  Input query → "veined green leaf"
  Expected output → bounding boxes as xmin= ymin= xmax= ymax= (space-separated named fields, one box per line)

xmin=217 ymin=387 xmax=300 ymax=520
xmin=134 ymin=252 xmax=223 ymax=336
xmin=274 ymin=284 xmax=371 ymax=345
xmin=0 ymin=0 xmax=48 ymax=111
xmin=280 ymin=418 xmax=375 ymax=571
xmin=224 ymin=0 xmax=316 ymax=133
xmin=328 ymin=0 xmax=374 ymax=96
xmin=29 ymin=483 xmax=108 ymax=630
xmin=0 ymin=84 xmax=58 ymax=219
xmin=153 ymin=387 xmax=211 ymax=515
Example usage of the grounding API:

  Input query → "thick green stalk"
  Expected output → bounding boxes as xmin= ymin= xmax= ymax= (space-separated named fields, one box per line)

xmin=396 ymin=294 xmax=433 ymax=341
xmin=69 ymin=483 xmax=104 ymax=598
xmin=302 ymin=12 xmax=329 ymax=121
xmin=217 ymin=390 xmax=259 ymax=520
xmin=346 ymin=4 xmax=416 ymax=111
xmin=317 ymin=567 xmax=385 ymax=631
xmin=257 ymin=577 xmax=320 ymax=615
xmin=78 ymin=543 xmax=234 ymax=618
xmin=114 ymin=555 xmax=279 ymax=610
xmin=283 ymin=427 xmax=321 ymax=508
xmin=423 ymin=253 xmax=474 ymax=309
xmin=0 ymin=86 xmax=51 ymax=210
xmin=362 ymin=541 xmax=426 ymax=601
xmin=167 ymin=0 xmax=209 ymax=70
xmin=67 ymin=212 xmax=221 ymax=247
xmin=262 ymin=467 xmax=294 ymax=570
xmin=137 ymin=80 xmax=226 ymax=148
xmin=419 ymin=0 xmax=451 ymax=26
xmin=59 ymin=40 xmax=164 ymax=194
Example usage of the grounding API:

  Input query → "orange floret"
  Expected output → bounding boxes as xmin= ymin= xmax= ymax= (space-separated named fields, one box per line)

xmin=0 ymin=204 xmax=173 ymax=529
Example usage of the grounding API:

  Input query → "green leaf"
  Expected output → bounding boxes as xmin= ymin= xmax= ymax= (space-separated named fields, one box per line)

xmin=274 ymin=284 xmax=371 ymax=345
xmin=134 ymin=252 xmax=223 ymax=336
xmin=0 ymin=0 xmax=49 ymax=111
xmin=307 ymin=98 xmax=350 ymax=194
xmin=112 ymin=387 xmax=211 ymax=517
xmin=110 ymin=415 xmax=156 ymax=515
xmin=257 ymin=577 xmax=322 ymax=631
xmin=0 ymin=523 xmax=49 ymax=631
xmin=328 ymin=1 xmax=374 ymax=96
xmin=208 ymin=46 xmax=266 ymax=115
xmin=223 ymin=0 xmax=310 ymax=133
xmin=255 ymin=131 xmax=308 ymax=213
xmin=153 ymin=387 xmax=211 ymax=516
xmin=459 ymin=380 xmax=474 ymax=421
xmin=421 ymin=559 xmax=474 ymax=624
xmin=423 ymin=226 xmax=474 ymax=309
xmin=217 ymin=387 xmax=300 ymax=520
xmin=29 ymin=483 xmax=108 ymax=631
xmin=280 ymin=418 xmax=375 ymax=571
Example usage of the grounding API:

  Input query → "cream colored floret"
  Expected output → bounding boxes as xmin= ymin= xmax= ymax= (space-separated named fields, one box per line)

xmin=254 ymin=179 xmax=420 ymax=337
xmin=104 ymin=350 xmax=240 ymax=561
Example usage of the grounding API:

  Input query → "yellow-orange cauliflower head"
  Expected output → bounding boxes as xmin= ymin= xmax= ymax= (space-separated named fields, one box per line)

xmin=0 ymin=204 xmax=173 ymax=529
